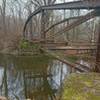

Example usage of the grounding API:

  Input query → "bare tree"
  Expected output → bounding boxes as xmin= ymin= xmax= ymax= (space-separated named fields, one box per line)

xmin=0 ymin=0 xmax=7 ymax=35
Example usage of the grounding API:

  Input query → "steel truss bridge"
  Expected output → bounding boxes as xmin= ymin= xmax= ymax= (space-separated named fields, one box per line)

xmin=23 ymin=0 xmax=100 ymax=72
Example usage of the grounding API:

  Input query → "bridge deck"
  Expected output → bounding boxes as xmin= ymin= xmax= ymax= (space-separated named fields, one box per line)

xmin=49 ymin=46 xmax=96 ymax=50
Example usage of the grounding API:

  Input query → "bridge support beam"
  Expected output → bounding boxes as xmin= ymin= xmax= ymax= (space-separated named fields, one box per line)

xmin=41 ymin=10 xmax=46 ymax=41
xmin=95 ymin=23 xmax=100 ymax=72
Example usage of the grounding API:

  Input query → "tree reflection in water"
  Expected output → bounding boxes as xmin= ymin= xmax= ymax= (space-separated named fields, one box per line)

xmin=0 ymin=54 xmax=72 ymax=100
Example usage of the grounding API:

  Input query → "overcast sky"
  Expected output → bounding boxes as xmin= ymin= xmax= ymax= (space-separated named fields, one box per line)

xmin=0 ymin=0 xmax=78 ymax=16
xmin=0 ymin=0 xmax=76 ymax=5
xmin=57 ymin=0 xmax=77 ymax=3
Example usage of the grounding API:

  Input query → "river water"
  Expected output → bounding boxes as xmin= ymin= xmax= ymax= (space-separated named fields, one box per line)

xmin=0 ymin=54 xmax=75 ymax=100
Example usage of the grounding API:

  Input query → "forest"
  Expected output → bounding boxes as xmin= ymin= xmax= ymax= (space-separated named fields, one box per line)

xmin=0 ymin=0 xmax=100 ymax=100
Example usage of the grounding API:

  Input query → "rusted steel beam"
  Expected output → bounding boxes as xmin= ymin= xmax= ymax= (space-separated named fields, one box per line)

xmin=44 ymin=16 xmax=84 ymax=34
xmin=49 ymin=48 xmax=96 ymax=50
xmin=23 ymin=8 xmax=41 ymax=36
xmin=95 ymin=24 xmax=100 ymax=72
xmin=41 ymin=10 xmax=46 ymax=39
xmin=49 ymin=10 xmax=100 ymax=38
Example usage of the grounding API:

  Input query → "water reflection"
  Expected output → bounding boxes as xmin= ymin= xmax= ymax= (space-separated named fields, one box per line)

xmin=0 ymin=54 xmax=72 ymax=100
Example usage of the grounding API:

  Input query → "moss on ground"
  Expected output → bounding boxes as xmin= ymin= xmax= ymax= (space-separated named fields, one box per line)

xmin=19 ymin=39 xmax=41 ymax=50
xmin=18 ymin=39 xmax=42 ymax=55
xmin=62 ymin=73 xmax=100 ymax=100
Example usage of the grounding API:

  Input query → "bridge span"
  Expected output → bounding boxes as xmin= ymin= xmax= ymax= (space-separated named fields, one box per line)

xmin=23 ymin=0 xmax=100 ymax=33
xmin=23 ymin=0 xmax=100 ymax=72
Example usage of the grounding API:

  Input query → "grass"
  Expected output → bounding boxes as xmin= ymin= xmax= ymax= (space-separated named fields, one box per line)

xmin=62 ymin=73 xmax=100 ymax=100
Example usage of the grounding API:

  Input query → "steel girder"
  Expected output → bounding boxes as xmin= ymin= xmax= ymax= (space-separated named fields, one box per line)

xmin=95 ymin=24 xmax=100 ymax=72
xmin=23 ymin=0 xmax=100 ymax=33
xmin=48 ymin=10 xmax=100 ymax=38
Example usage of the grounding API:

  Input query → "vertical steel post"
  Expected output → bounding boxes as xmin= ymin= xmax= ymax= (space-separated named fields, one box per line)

xmin=95 ymin=23 xmax=100 ymax=72
xmin=29 ymin=7 xmax=33 ymax=40
xmin=41 ymin=10 xmax=46 ymax=41
xmin=29 ymin=19 xmax=33 ymax=39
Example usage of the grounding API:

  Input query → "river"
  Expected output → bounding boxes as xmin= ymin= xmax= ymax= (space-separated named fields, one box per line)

xmin=0 ymin=54 xmax=75 ymax=100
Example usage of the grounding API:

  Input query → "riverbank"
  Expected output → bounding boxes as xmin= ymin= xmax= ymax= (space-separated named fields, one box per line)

xmin=62 ymin=73 xmax=100 ymax=100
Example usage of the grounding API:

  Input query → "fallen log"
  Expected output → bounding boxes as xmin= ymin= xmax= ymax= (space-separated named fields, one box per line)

xmin=40 ymin=48 xmax=88 ymax=72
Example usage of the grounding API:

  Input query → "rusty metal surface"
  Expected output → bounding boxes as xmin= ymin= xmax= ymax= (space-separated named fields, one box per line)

xmin=41 ymin=10 xmax=46 ymax=39
xmin=49 ymin=10 xmax=100 ymax=38
xmin=95 ymin=25 xmax=100 ymax=72
xmin=44 ymin=16 xmax=84 ymax=34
